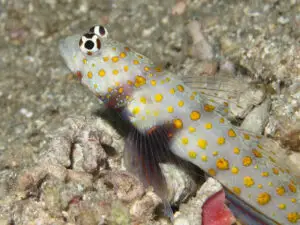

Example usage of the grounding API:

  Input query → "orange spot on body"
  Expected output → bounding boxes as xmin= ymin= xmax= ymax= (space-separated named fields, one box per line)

xmin=205 ymin=123 xmax=212 ymax=129
xmin=188 ymin=151 xmax=197 ymax=159
xmin=216 ymin=158 xmax=229 ymax=170
xmin=112 ymin=56 xmax=119 ymax=63
xmin=120 ymin=52 xmax=127 ymax=58
xmin=135 ymin=76 xmax=146 ymax=87
xmin=231 ymin=166 xmax=239 ymax=174
xmin=273 ymin=168 xmax=279 ymax=175
xmin=287 ymin=212 xmax=299 ymax=223
xmin=147 ymin=126 xmax=157 ymax=135
xmin=173 ymin=119 xmax=183 ymax=129
xmin=232 ymin=187 xmax=241 ymax=195
xmin=233 ymin=147 xmax=240 ymax=154
xmin=98 ymin=69 xmax=106 ymax=77
xmin=289 ymin=183 xmax=297 ymax=193
xmin=257 ymin=192 xmax=271 ymax=205
xmin=201 ymin=155 xmax=208 ymax=161
xmin=133 ymin=59 xmax=139 ymax=65
xmin=87 ymin=71 xmax=93 ymax=78
xmin=252 ymin=149 xmax=262 ymax=158
xmin=243 ymin=133 xmax=250 ymax=140
xmin=181 ymin=137 xmax=189 ymax=145
xmin=276 ymin=186 xmax=285 ymax=196
xmin=190 ymin=111 xmax=201 ymax=121
xmin=244 ymin=176 xmax=255 ymax=187
xmin=228 ymin=129 xmax=236 ymax=137
xmin=198 ymin=139 xmax=207 ymax=149
xmin=112 ymin=69 xmax=119 ymax=75
xmin=208 ymin=168 xmax=216 ymax=176
xmin=278 ymin=204 xmax=286 ymax=209
xmin=177 ymin=85 xmax=184 ymax=92
xmin=242 ymin=156 xmax=252 ymax=167
xmin=167 ymin=132 xmax=173 ymax=138
xmin=189 ymin=126 xmax=196 ymax=133
xmin=204 ymin=104 xmax=215 ymax=112
xmin=178 ymin=100 xmax=184 ymax=107
xmin=217 ymin=137 xmax=225 ymax=145
xmin=155 ymin=66 xmax=162 ymax=72
xmin=140 ymin=97 xmax=147 ymax=104
xmin=167 ymin=106 xmax=174 ymax=113
xmin=154 ymin=93 xmax=163 ymax=102
xmin=261 ymin=172 xmax=269 ymax=177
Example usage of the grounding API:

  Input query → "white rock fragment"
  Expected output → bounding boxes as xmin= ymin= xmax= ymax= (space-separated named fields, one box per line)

xmin=174 ymin=178 xmax=222 ymax=225
xmin=78 ymin=1 xmax=89 ymax=13
xmin=160 ymin=163 xmax=198 ymax=205
xmin=173 ymin=213 xmax=190 ymax=225
xmin=241 ymin=98 xmax=271 ymax=134
xmin=197 ymin=177 xmax=223 ymax=203
xmin=219 ymin=60 xmax=236 ymax=75
xmin=229 ymin=87 xmax=265 ymax=118
xmin=277 ymin=16 xmax=289 ymax=25
xmin=19 ymin=108 xmax=33 ymax=118
xmin=264 ymin=116 xmax=278 ymax=136
xmin=142 ymin=26 xmax=156 ymax=37
xmin=130 ymin=191 xmax=162 ymax=220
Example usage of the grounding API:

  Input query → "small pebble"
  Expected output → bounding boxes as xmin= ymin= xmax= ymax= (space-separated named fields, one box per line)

xmin=19 ymin=108 xmax=33 ymax=118
xmin=277 ymin=16 xmax=290 ymax=25
xmin=172 ymin=1 xmax=187 ymax=16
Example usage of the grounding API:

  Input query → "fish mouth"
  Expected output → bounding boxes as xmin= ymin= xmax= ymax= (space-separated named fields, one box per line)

xmin=58 ymin=39 xmax=67 ymax=56
xmin=58 ymin=38 xmax=70 ymax=62
xmin=59 ymin=34 xmax=81 ymax=73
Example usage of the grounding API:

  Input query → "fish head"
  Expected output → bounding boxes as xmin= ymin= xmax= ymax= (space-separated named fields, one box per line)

xmin=59 ymin=25 xmax=133 ymax=105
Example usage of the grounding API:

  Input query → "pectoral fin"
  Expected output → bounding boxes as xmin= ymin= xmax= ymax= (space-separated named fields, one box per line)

xmin=124 ymin=125 xmax=175 ymax=219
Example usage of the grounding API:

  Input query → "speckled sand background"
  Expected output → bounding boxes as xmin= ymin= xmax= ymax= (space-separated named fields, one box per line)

xmin=0 ymin=0 xmax=299 ymax=224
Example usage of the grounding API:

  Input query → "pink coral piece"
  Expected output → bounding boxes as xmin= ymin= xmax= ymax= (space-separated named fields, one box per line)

xmin=202 ymin=190 xmax=236 ymax=225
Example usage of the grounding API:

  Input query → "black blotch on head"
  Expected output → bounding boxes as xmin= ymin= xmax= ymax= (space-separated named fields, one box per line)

xmin=99 ymin=26 xmax=105 ymax=35
xmin=84 ymin=33 xmax=94 ymax=39
xmin=89 ymin=26 xmax=95 ymax=33
xmin=85 ymin=40 xmax=94 ymax=50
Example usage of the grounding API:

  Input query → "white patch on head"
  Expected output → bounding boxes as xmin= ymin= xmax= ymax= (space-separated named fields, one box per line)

xmin=90 ymin=25 xmax=109 ymax=38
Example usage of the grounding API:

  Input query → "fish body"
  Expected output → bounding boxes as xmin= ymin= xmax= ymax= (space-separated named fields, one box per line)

xmin=59 ymin=25 xmax=300 ymax=224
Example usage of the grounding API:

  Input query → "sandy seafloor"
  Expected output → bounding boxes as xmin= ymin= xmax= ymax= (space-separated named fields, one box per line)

xmin=0 ymin=0 xmax=300 ymax=224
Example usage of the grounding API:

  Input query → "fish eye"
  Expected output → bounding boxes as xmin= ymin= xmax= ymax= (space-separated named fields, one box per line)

xmin=89 ymin=25 xmax=108 ymax=38
xmin=79 ymin=33 xmax=101 ymax=56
